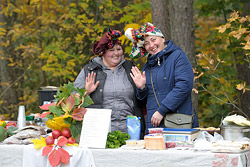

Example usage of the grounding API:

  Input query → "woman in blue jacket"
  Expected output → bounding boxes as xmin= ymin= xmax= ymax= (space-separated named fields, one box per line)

xmin=125 ymin=22 xmax=199 ymax=131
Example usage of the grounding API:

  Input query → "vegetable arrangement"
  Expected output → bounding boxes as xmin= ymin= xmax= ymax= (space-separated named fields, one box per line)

xmin=106 ymin=130 xmax=130 ymax=148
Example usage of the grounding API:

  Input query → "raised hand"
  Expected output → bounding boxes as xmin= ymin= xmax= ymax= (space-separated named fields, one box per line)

xmin=85 ymin=72 xmax=100 ymax=95
xmin=130 ymin=66 xmax=146 ymax=89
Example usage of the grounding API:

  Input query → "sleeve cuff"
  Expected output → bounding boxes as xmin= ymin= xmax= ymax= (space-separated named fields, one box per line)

xmin=158 ymin=105 xmax=170 ymax=117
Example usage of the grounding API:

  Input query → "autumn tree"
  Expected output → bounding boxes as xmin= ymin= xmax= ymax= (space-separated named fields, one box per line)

xmin=195 ymin=0 xmax=250 ymax=127
xmin=0 ymin=0 xmax=151 ymax=119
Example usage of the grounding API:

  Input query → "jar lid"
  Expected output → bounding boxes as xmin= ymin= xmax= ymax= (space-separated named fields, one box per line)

xmin=25 ymin=115 xmax=34 ymax=121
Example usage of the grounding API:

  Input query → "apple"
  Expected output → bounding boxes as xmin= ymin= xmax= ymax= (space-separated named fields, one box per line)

xmin=52 ymin=130 xmax=61 ymax=139
xmin=67 ymin=137 xmax=76 ymax=144
xmin=62 ymin=128 xmax=71 ymax=138
xmin=0 ymin=120 xmax=6 ymax=128
xmin=45 ymin=136 xmax=55 ymax=145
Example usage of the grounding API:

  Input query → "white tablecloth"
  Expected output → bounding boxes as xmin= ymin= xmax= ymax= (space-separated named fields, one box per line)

xmin=91 ymin=148 xmax=250 ymax=167
xmin=0 ymin=144 xmax=249 ymax=167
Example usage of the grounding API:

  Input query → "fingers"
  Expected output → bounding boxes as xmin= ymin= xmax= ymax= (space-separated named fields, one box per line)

xmin=86 ymin=72 xmax=96 ymax=83
xmin=131 ymin=66 xmax=140 ymax=75
xmin=142 ymin=71 xmax=146 ymax=78
xmin=151 ymin=117 xmax=161 ymax=127
xmin=94 ymin=81 xmax=100 ymax=87
xmin=151 ymin=111 xmax=163 ymax=127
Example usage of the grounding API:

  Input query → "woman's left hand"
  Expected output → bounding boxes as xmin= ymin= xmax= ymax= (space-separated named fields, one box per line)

xmin=151 ymin=111 xmax=163 ymax=127
xmin=85 ymin=72 xmax=100 ymax=95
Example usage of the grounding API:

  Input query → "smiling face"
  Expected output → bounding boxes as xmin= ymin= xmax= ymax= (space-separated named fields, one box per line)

xmin=144 ymin=35 xmax=165 ymax=55
xmin=102 ymin=44 xmax=123 ymax=70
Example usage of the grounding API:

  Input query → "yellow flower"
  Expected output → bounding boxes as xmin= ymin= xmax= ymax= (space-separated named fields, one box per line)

xmin=45 ymin=115 xmax=72 ymax=131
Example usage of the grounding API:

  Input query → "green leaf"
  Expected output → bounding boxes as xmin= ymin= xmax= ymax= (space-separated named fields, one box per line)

xmin=80 ymin=95 xmax=94 ymax=108
xmin=64 ymin=117 xmax=73 ymax=125
xmin=70 ymin=121 xmax=82 ymax=139
xmin=49 ymin=105 xmax=64 ymax=116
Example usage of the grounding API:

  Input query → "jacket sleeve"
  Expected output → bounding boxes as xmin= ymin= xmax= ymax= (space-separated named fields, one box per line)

xmin=74 ymin=67 xmax=86 ymax=90
xmin=136 ymin=86 xmax=148 ymax=100
xmin=158 ymin=50 xmax=194 ymax=116
xmin=135 ymin=65 xmax=148 ymax=101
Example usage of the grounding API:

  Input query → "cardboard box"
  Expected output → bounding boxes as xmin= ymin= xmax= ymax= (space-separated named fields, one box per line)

xmin=144 ymin=135 xmax=165 ymax=150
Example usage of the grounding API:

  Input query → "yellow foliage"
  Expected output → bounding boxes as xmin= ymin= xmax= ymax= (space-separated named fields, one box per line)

xmin=66 ymin=143 xmax=79 ymax=146
xmin=66 ymin=59 xmax=75 ymax=67
xmin=228 ymin=11 xmax=239 ymax=22
xmin=229 ymin=27 xmax=247 ymax=40
xmin=31 ymin=136 xmax=47 ymax=149
xmin=236 ymin=83 xmax=246 ymax=93
xmin=45 ymin=115 xmax=71 ymax=131
xmin=219 ymin=77 xmax=226 ymax=84
xmin=242 ymin=41 xmax=250 ymax=50
xmin=124 ymin=23 xmax=140 ymax=32
xmin=8 ymin=63 xmax=16 ymax=67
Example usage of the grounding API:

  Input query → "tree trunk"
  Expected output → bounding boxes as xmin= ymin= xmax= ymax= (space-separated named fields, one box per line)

xmin=237 ymin=3 xmax=250 ymax=115
xmin=150 ymin=0 xmax=170 ymax=40
xmin=151 ymin=0 xmax=198 ymax=115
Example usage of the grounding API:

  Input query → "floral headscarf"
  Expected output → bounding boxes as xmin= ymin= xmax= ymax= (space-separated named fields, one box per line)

xmin=125 ymin=22 xmax=164 ymax=59
xmin=92 ymin=28 xmax=122 ymax=56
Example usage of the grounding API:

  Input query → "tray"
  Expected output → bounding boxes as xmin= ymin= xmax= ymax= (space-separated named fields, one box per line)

xmin=210 ymin=148 xmax=250 ymax=154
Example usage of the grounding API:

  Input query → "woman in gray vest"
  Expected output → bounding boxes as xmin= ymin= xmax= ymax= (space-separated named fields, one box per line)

xmin=74 ymin=28 xmax=145 ymax=138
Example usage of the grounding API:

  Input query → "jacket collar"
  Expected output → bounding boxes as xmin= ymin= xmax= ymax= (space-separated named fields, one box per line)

xmin=147 ymin=40 xmax=176 ymax=66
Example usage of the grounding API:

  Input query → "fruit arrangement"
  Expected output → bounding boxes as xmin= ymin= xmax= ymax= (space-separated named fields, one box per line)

xmin=45 ymin=128 xmax=76 ymax=145
xmin=0 ymin=120 xmax=18 ymax=142
xmin=31 ymin=82 xmax=93 ymax=167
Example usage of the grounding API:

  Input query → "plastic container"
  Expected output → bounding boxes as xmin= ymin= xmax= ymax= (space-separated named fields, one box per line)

xmin=25 ymin=115 xmax=35 ymax=126
xmin=148 ymin=128 xmax=163 ymax=134
xmin=17 ymin=105 xmax=26 ymax=129
xmin=125 ymin=140 xmax=145 ymax=147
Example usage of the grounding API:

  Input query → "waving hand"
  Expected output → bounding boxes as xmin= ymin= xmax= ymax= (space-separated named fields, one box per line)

xmin=85 ymin=72 xmax=100 ymax=95
xmin=130 ymin=66 xmax=146 ymax=89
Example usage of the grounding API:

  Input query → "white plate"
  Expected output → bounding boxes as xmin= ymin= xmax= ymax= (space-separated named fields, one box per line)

xmin=210 ymin=148 xmax=250 ymax=154
xmin=120 ymin=145 xmax=145 ymax=150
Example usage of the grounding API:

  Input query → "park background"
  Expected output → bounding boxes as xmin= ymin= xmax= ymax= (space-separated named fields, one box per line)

xmin=0 ymin=0 xmax=250 ymax=128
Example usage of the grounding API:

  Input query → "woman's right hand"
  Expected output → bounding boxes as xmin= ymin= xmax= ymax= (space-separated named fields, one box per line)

xmin=85 ymin=72 xmax=100 ymax=95
xmin=130 ymin=66 xmax=146 ymax=89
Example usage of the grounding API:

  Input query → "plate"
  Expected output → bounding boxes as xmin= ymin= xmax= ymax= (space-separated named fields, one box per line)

xmin=120 ymin=145 xmax=145 ymax=150
xmin=210 ymin=148 xmax=250 ymax=154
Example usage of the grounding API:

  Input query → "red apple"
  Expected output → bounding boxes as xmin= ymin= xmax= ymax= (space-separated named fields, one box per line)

xmin=67 ymin=137 xmax=76 ymax=144
xmin=62 ymin=128 xmax=71 ymax=138
xmin=52 ymin=130 xmax=61 ymax=139
xmin=45 ymin=136 xmax=55 ymax=145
